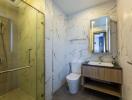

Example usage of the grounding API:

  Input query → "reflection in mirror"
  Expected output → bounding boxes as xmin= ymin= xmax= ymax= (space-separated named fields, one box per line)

xmin=90 ymin=16 xmax=117 ymax=54
xmin=93 ymin=32 xmax=106 ymax=53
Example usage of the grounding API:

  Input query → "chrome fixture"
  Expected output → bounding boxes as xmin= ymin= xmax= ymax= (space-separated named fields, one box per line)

xmin=0 ymin=21 xmax=8 ymax=64
xmin=0 ymin=65 xmax=31 ymax=74
xmin=28 ymin=48 xmax=32 ymax=65
xmin=98 ymin=55 xmax=103 ymax=62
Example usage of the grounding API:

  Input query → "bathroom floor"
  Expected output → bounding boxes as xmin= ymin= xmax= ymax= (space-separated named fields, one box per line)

xmin=0 ymin=88 xmax=35 ymax=100
xmin=53 ymin=85 xmax=120 ymax=100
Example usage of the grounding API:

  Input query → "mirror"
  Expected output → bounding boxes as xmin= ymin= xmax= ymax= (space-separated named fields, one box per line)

xmin=93 ymin=32 xmax=106 ymax=53
xmin=90 ymin=16 xmax=117 ymax=54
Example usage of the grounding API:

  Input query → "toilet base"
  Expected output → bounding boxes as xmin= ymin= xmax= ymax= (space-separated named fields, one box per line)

xmin=66 ymin=73 xmax=81 ymax=94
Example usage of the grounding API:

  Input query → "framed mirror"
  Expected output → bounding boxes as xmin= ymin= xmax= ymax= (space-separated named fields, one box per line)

xmin=90 ymin=16 xmax=111 ymax=53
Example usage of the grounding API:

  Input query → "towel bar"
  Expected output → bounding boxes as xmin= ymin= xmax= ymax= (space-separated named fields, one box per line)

xmin=0 ymin=65 xmax=32 ymax=74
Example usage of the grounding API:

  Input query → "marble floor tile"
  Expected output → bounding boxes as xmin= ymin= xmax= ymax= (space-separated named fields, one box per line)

xmin=53 ymin=86 xmax=120 ymax=100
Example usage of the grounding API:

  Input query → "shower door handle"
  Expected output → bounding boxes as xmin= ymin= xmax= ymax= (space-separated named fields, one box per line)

xmin=28 ymin=49 xmax=32 ymax=65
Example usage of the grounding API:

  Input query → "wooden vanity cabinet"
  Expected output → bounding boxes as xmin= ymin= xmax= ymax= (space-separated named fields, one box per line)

xmin=81 ymin=65 xmax=122 ymax=98
xmin=82 ymin=66 xmax=122 ymax=84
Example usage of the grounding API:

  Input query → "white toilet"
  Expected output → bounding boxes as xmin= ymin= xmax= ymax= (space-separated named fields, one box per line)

xmin=66 ymin=62 xmax=81 ymax=94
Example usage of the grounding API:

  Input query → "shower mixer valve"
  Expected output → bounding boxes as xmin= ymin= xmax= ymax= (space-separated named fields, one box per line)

xmin=0 ymin=58 xmax=4 ymax=64
xmin=28 ymin=48 xmax=32 ymax=65
xmin=0 ymin=58 xmax=2 ymax=64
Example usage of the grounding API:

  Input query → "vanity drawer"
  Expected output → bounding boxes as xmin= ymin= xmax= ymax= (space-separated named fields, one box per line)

xmin=82 ymin=66 xmax=122 ymax=84
xmin=82 ymin=66 xmax=105 ymax=80
xmin=82 ymin=66 xmax=98 ymax=79
xmin=104 ymin=68 xmax=122 ymax=84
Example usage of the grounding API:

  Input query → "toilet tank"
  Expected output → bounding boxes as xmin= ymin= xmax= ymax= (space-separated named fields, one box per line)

xmin=71 ymin=60 xmax=82 ymax=74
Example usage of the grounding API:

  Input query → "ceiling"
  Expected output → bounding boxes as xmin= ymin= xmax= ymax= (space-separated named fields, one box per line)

xmin=53 ymin=0 xmax=114 ymax=15
xmin=1 ymin=0 xmax=22 ymax=7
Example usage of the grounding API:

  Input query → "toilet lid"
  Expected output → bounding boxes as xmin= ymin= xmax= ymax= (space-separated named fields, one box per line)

xmin=66 ymin=73 xmax=81 ymax=80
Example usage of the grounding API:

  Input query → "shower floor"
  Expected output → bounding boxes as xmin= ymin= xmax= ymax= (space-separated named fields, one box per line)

xmin=0 ymin=88 xmax=35 ymax=100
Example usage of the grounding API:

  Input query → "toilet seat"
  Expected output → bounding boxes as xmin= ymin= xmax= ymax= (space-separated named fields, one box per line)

xmin=66 ymin=73 xmax=81 ymax=80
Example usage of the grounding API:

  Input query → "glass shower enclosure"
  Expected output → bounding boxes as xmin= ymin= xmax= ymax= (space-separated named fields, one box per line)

xmin=0 ymin=0 xmax=45 ymax=100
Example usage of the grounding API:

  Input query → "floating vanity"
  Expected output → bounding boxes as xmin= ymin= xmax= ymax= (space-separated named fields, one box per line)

xmin=81 ymin=16 xmax=121 ymax=98
xmin=81 ymin=62 xmax=122 ymax=98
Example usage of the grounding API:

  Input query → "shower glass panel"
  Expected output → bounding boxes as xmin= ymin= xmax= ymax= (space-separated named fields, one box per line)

xmin=36 ymin=12 xmax=45 ymax=100
xmin=0 ymin=1 xmax=44 ymax=100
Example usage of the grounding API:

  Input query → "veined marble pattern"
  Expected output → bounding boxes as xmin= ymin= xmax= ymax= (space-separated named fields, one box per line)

xmin=17 ymin=4 xmax=38 ymax=98
xmin=45 ymin=1 xmax=117 ymax=100
xmin=17 ymin=1 xmax=45 ymax=100
xmin=0 ymin=1 xmax=18 ymax=96
xmin=0 ymin=1 xmax=18 ymax=20
xmin=117 ymin=0 xmax=132 ymax=100
xmin=66 ymin=1 xmax=117 ymax=64
xmin=36 ymin=13 xmax=45 ymax=100
xmin=45 ymin=0 xmax=68 ymax=100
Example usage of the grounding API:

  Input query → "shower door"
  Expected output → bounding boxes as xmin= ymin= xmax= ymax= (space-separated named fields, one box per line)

xmin=36 ymin=12 xmax=45 ymax=100
xmin=0 ymin=1 xmax=45 ymax=100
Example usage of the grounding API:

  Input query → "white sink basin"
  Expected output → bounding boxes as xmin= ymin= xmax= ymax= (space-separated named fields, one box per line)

xmin=88 ymin=61 xmax=114 ymax=67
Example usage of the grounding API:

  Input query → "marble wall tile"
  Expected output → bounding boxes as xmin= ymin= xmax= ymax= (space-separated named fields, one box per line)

xmin=0 ymin=1 xmax=18 ymax=20
xmin=45 ymin=0 xmax=68 ymax=100
xmin=17 ymin=1 xmax=45 ymax=100
xmin=0 ymin=1 xmax=19 ymax=96
xmin=45 ymin=1 xmax=54 ymax=99
xmin=17 ymin=3 xmax=37 ymax=97
xmin=66 ymin=1 xmax=117 ymax=64
xmin=45 ymin=1 xmax=117 ymax=100
xmin=36 ymin=13 xmax=45 ymax=100
xmin=117 ymin=0 xmax=132 ymax=99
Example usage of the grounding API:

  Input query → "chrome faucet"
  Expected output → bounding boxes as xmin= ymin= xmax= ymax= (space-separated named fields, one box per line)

xmin=98 ymin=55 xmax=103 ymax=62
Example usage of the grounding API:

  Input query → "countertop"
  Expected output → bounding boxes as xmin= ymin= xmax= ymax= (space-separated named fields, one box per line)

xmin=82 ymin=62 xmax=122 ymax=70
